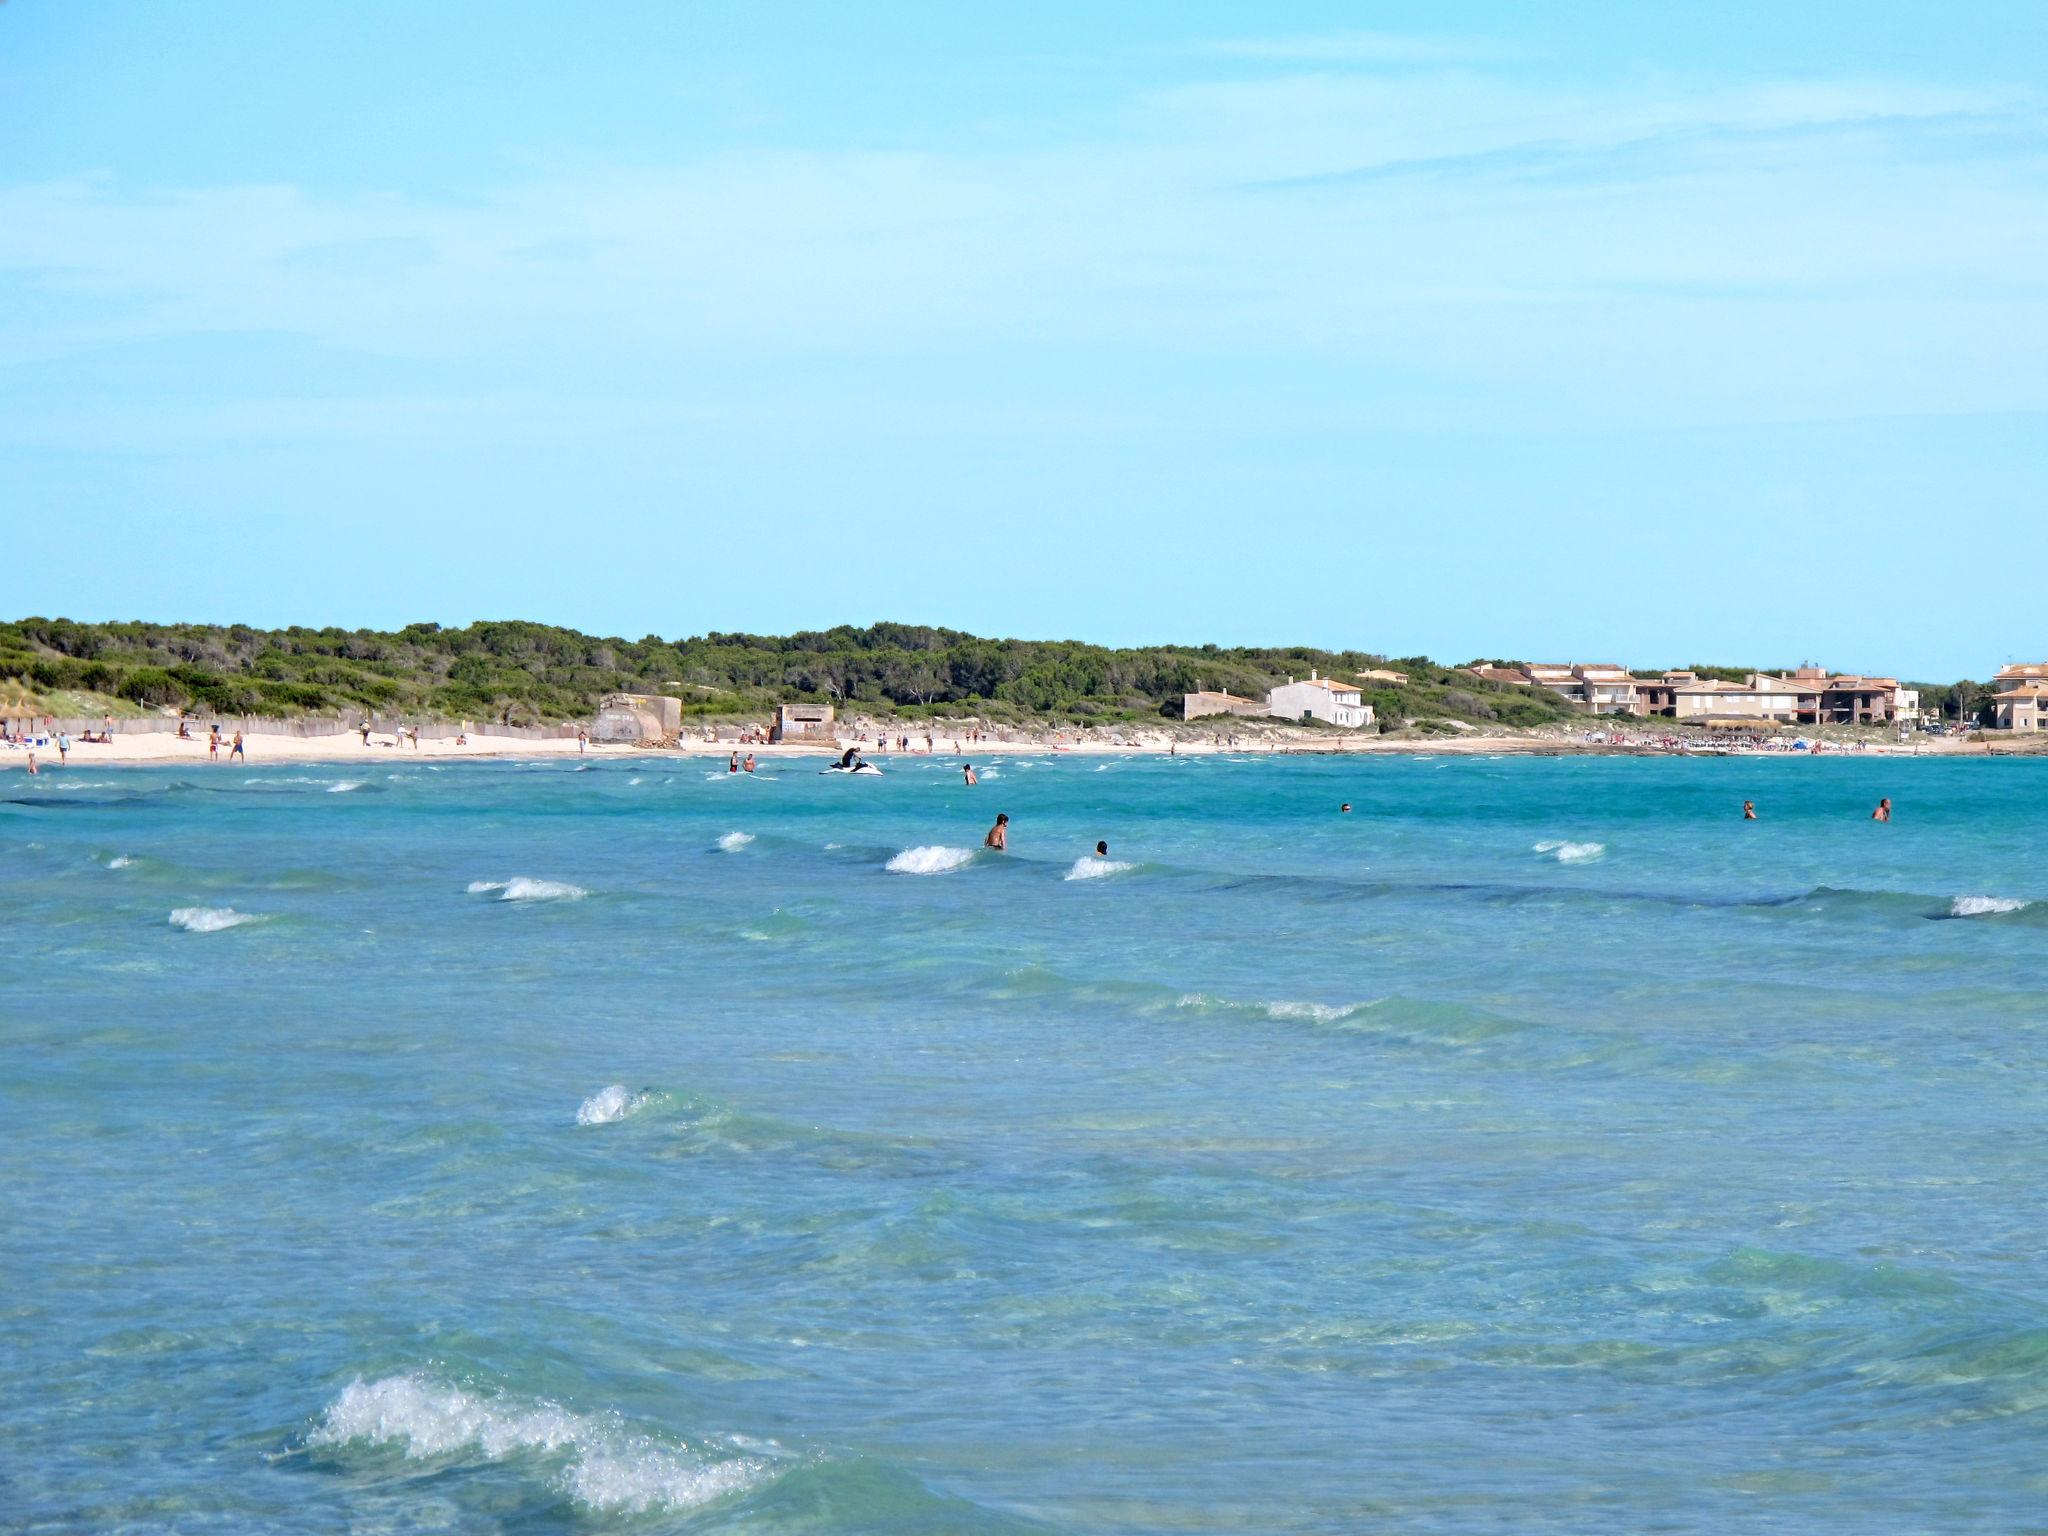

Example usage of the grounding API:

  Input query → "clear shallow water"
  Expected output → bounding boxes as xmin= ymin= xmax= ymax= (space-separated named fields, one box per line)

xmin=4 ymin=752 xmax=2047 ymax=1534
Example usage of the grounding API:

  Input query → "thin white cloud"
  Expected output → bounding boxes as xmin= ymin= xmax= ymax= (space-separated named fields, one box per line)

xmin=1 ymin=62 xmax=2043 ymax=440
xmin=1192 ymin=30 xmax=1506 ymax=66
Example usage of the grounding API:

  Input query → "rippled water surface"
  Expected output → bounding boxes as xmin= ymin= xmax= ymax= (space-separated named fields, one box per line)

xmin=5 ymin=753 xmax=2047 ymax=1533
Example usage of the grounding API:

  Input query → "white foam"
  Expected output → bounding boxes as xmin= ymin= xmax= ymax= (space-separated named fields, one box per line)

xmin=576 ymin=1084 xmax=651 ymax=1125
xmin=1065 ymin=857 xmax=1135 ymax=881
xmin=1534 ymin=840 xmax=1605 ymax=863
xmin=1257 ymin=999 xmax=1358 ymax=1023
xmin=107 ymin=855 xmax=134 ymax=869
xmin=1178 ymin=993 xmax=1358 ymax=1024
xmin=469 ymin=877 xmax=588 ymax=902
xmin=717 ymin=831 xmax=755 ymax=852
xmin=169 ymin=906 xmax=259 ymax=933
xmin=309 ymin=1373 xmax=764 ymax=1515
xmin=885 ymin=845 xmax=975 ymax=875
xmin=1950 ymin=895 xmax=2030 ymax=917
xmin=328 ymin=781 xmax=364 ymax=794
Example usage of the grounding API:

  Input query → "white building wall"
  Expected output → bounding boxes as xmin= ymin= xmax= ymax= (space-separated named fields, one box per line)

xmin=1267 ymin=681 xmax=1374 ymax=728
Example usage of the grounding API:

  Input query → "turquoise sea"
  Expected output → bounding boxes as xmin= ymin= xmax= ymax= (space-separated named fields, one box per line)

xmin=5 ymin=752 xmax=2047 ymax=1534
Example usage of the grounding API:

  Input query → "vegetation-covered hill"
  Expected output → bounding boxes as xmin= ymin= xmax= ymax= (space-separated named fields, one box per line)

xmin=0 ymin=618 xmax=1578 ymax=732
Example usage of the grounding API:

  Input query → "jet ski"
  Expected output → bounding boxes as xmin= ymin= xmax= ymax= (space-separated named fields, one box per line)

xmin=819 ymin=762 xmax=883 ymax=776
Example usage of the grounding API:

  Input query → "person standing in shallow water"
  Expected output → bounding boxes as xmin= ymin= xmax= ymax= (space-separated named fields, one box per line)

xmin=962 ymin=763 xmax=977 ymax=785
xmin=984 ymin=813 xmax=1009 ymax=851
xmin=1743 ymin=801 xmax=1757 ymax=820
xmin=1872 ymin=798 xmax=1892 ymax=822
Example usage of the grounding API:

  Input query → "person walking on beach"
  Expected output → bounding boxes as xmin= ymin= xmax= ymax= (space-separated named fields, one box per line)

xmin=1743 ymin=800 xmax=1757 ymax=820
xmin=577 ymin=726 xmax=588 ymax=755
xmin=208 ymin=725 xmax=220 ymax=761
xmin=1872 ymin=798 xmax=1892 ymax=822
xmin=57 ymin=732 xmax=68 ymax=765
xmin=230 ymin=731 xmax=245 ymax=762
xmin=962 ymin=763 xmax=977 ymax=785
xmin=984 ymin=813 xmax=1009 ymax=851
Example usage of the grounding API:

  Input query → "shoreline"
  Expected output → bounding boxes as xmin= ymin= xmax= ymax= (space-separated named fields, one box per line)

xmin=1 ymin=727 xmax=2030 ymax=771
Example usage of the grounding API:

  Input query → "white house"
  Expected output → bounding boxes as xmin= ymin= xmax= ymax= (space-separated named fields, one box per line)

xmin=1993 ymin=665 xmax=2048 ymax=731
xmin=1267 ymin=672 xmax=1375 ymax=729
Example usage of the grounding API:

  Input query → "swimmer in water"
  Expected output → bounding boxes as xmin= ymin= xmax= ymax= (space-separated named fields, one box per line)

xmin=963 ymin=763 xmax=977 ymax=785
xmin=1872 ymin=797 xmax=1892 ymax=822
xmin=1743 ymin=800 xmax=1756 ymax=820
xmin=1340 ymin=803 xmax=1351 ymax=813
xmin=1094 ymin=840 xmax=1109 ymax=857
xmin=984 ymin=813 xmax=1009 ymax=851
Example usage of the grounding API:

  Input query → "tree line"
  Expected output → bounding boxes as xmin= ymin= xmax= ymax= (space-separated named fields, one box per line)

xmin=0 ymin=617 xmax=1577 ymax=730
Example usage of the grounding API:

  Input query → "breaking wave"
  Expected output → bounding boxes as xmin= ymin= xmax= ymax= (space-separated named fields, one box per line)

xmin=576 ymin=1084 xmax=656 ymax=1126
xmin=717 ymin=831 xmax=755 ymax=852
xmin=467 ymin=878 xmax=588 ymax=902
xmin=168 ymin=906 xmax=260 ymax=933
xmin=307 ymin=1373 xmax=768 ymax=1515
xmin=1534 ymin=839 xmax=1605 ymax=863
xmin=106 ymin=855 xmax=134 ymax=869
xmin=886 ymin=846 xmax=976 ymax=875
xmin=1949 ymin=895 xmax=2031 ymax=918
xmin=1177 ymin=992 xmax=1371 ymax=1026
xmin=327 ymin=781 xmax=365 ymax=794
xmin=1065 ymin=857 xmax=1135 ymax=881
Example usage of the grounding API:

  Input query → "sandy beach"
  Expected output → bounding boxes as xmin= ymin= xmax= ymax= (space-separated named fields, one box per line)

xmin=1 ymin=721 xmax=2019 ymax=772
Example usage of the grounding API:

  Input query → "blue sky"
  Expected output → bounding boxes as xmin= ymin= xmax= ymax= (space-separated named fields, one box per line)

xmin=3 ymin=1 xmax=2044 ymax=678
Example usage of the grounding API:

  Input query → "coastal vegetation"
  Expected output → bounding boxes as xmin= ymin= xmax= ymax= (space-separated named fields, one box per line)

xmin=1 ymin=617 xmax=1578 ymax=730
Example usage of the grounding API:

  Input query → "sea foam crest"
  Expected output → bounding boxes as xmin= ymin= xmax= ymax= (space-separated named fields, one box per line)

xmin=1950 ymin=895 xmax=2031 ymax=917
xmin=1065 ymin=857 xmax=1135 ymax=881
xmin=468 ymin=878 xmax=588 ymax=902
xmin=886 ymin=846 xmax=975 ymax=875
xmin=309 ymin=1373 xmax=765 ymax=1515
xmin=717 ymin=831 xmax=755 ymax=852
xmin=327 ymin=781 xmax=364 ymax=794
xmin=106 ymin=855 xmax=134 ymax=869
xmin=169 ymin=906 xmax=259 ymax=933
xmin=577 ymin=1084 xmax=653 ymax=1125
xmin=1178 ymin=993 xmax=1361 ymax=1025
xmin=1534 ymin=840 xmax=1605 ymax=863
